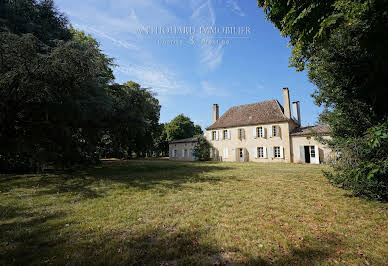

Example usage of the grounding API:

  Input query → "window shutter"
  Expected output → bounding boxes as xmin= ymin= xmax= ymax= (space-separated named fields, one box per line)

xmin=224 ymin=148 xmax=228 ymax=158
xmin=253 ymin=127 xmax=257 ymax=138
xmin=263 ymin=147 xmax=267 ymax=158
xmin=182 ymin=149 xmax=184 ymax=157
xmin=263 ymin=127 xmax=267 ymax=138
xmin=209 ymin=148 xmax=213 ymax=158
xmin=280 ymin=146 xmax=284 ymax=158
xmin=227 ymin=129 xmax=231 ymax=139
xmin=278 ymin=126 xmax=281 ymax=137
xmin=254 ymin=147 xmax=258 ymax=159
xmin=268 ymin=126 xmax=273 ymax=138
xmin=269 ymin=147 xmax=274 ymax=158
xmin=216 ymin=131 xmax=219 ymax=140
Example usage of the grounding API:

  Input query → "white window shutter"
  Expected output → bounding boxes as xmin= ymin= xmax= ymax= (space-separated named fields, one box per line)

xmin=209 ymin=148 xmax=213 ymax=158
xmin=269 ymin=146 xmax=274 ymax=158
xmin=254 ymin=147 xmax=258 ymax=158
xmin=299 ymin=146 xmax=305 ymax=163
xmin=263 ymin=147 xmax=267 ymax=158
xmin=216 ymin=131 xmax=219 ymax=140
xmin=253 ymin=127 xmax=257 ymax=138
xmin=227 ymin=129 xmax=231 ymax=139
xmin=224 ymin=148 xmax=228 ymax=158
xmin=280 ymin=146 xmax=284 ymax=158
xmin=268 ymin=126 xmax=273 ymax=138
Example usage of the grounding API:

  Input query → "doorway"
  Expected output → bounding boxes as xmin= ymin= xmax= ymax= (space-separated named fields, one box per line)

xmin=304 ymin=146 xmax=310 ymax=163
xmin=239 ymin=148 xmax=244 ymax=162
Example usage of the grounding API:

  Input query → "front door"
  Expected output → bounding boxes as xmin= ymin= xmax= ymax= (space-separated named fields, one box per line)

xmin=304 ymin=146 xmax=310 ymax=163
xmin=239 ymin=148 xmax=244 ymax=162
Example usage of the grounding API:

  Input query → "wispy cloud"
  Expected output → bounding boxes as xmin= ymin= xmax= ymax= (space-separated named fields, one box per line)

xmin=118 ymin=64 xmax=192 ymax=96
xmin=190 ymin=0 xmax=224 ymax=71
xmin=226 ymin=0 xmax=245 ymax=17
xmin=73 ymin=24 xmax=139 ymax=51
xmin=201 ymin=81 xmax=229 ymax=96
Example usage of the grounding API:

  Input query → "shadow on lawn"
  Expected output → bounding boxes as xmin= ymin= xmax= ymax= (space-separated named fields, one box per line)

xmin=0 ymin=161 xmax=232 ymax=199
xmin=1 ymin=214 xmax=346 ymax=265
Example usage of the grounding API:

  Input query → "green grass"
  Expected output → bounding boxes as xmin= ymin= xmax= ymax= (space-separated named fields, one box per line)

xmin=1 ymin=161 xmax=387 ymax=265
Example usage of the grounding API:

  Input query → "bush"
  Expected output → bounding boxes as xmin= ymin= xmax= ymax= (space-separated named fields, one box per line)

xmin=325 ymin=123 xmax=388 ymax=201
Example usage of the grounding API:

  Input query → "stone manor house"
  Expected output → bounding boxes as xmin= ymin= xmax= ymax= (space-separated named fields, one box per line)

xmin=169 ymin=88 xmax=332 ymax=164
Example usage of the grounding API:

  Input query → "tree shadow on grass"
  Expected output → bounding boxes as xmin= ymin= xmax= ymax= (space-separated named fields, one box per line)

xmin=0 ymin=161 xmax=232 ymax=200
xmin=1 ymin=216 xmax=350 ymax=265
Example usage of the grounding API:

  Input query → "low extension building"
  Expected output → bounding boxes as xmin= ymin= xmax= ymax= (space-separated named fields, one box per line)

xmin=169 ymin=137 xmax=198 ymax=161
xmin=205 ymin=88 xmax=332 ymax=164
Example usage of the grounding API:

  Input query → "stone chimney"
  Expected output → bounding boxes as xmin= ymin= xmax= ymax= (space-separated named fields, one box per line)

xmin=212 ymin=104 xmax=219 ymax=123
xmin=282 ymin=88 xmax=291 ymax=119
xmin=292 ymin=101 xmax=301 ymax=125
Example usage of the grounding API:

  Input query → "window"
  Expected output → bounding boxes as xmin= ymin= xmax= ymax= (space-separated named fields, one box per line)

xmin=310 ymin=146 xmax=315 ymax=158
xmin=173 ymin=149 xmax=177 ymax=157
xmin=212 ymin=131 xmax=217 ymax=140
xmin=238 ymin=128 xmax=244 ymax=139
xmin=272 ymin=126 xmax=279 ymax=137
xmin=257 ymin=127 xmax=264 ymax=138
xmin=274 ymin=147 xmax=281 ymax=158
xmin=258 ymin=147 xmax=264 ymax=158
xmin=223 ymin=130 xmax=228 ymax=140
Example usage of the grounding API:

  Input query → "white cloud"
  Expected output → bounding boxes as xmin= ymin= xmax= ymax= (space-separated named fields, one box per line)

xmin=226 ymin=0 xmax=245 ymax=17
xmin=190 ymin=0 xmax=224 ymax=71
xmin=118 ymin=64 xmax=192 ymax=96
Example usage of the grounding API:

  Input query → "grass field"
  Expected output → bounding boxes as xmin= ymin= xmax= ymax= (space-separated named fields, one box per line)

xmin=1 ymin=160 xmax=387 ymax=265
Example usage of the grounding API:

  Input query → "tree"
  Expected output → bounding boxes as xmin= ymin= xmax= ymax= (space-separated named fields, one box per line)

xmin=165 ymin=114 xmax=201 ymax=141
xmin=0 ymin=0 xmax=114 ymax=172
xmin=257 ymin=0 xmax=388 ymax=200
xmin=193 ymin=135 xmax=212 ymax=161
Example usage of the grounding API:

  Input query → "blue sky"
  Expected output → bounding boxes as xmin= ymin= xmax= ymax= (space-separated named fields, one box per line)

xmin=55 ymin=0 xmax=323 ymax=129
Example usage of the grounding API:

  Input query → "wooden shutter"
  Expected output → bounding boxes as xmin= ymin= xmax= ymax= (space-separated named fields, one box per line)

xmin=182 ymin=149 xmax=185 ymax=157
xmin=277 ymin=126 xmax=281 ymax=137
xmin=253 ymin=127 xmax=257 ymax=138
xmin=263 ymin=127 xmax=267 ymax=138
xmin=280 ymin=146 xmax=284 ymax=158
xmin=299 ymin=146 xmax=305 ymax=163
xmin=269 ymin=146 xmax=274 ymax=158
xmin=254 ymin=147 xmax=258 ymax=159
xmin=268 ymin=126 xmax=273 ymax=138
xmin=263 ymin=147 xmax=267 ymax=158
xmin=227 ymin=129 xmax=231 ymax=139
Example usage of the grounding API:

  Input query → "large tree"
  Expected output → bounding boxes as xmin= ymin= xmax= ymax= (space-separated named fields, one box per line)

xmin=257 ymin=0 xmax=388 ymax=200
xmin=165 ymin=114 xmax=203 ymax=142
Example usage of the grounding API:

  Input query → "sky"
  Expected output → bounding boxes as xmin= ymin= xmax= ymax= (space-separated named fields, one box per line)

xmin=55 ymin=0 xmax=323 ymax=130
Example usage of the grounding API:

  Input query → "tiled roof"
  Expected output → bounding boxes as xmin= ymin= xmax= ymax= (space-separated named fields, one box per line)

xmin=206 ymin=99 xmax=289 ymax=130
xmin=291 ymin=125 xmax=330 ymax=136
xmin=169 ymin=137 xmax=198 ymax=144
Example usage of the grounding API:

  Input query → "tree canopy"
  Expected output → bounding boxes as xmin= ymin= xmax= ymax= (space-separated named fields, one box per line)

xmin=165 ymin=114 xmax=203 ymax=142
xmin=257 ymin=0 xmax=388 ymax=200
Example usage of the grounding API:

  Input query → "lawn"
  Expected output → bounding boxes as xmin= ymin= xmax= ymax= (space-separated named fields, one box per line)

xmin=1 ymin=161 xmax=387 ymax=265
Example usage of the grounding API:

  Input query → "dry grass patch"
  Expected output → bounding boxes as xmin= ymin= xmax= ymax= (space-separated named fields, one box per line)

xmin=0 ymin=160 xmax=387 ymax=265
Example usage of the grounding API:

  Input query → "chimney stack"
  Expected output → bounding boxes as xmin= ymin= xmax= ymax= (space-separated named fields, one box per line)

xmin=292 ymin=101 xmax=301 ymax=125
xmin=212 ymin=104 xmax=219 ymax=123
xmin=282 ymin=88 xmax=291 ymax=119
